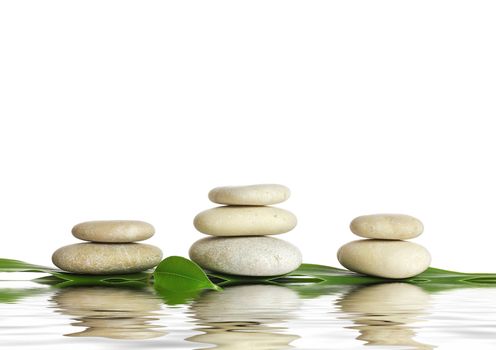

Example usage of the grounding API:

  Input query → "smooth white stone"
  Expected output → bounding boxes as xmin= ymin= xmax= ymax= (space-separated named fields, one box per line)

xmin=337 ymin=239 xmax=431 ymax=279
xmin=350 ymin=214 xmax=423 ymax=240
xmin=189 ymin=236 xmax=302 ymax=276
xmin=208 ymin=184 xmax=290 ymax=205
xmin=52 ymin=243 xmax=163 ymax=274
xmin=72 ymin=220 xmax=155 ymax=243
xmin=193 ymin=206 xmax=297 ymax=236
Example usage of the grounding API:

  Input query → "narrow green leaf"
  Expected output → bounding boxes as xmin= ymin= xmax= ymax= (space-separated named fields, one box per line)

xmin=0 ymin=258 xmax=151 ymax=287
xmin=0 ymin=258 xmax=58 ymax=273
xmin=281 ymin=263 xmax=386 ymax=284
xmin=3 ymin=257 xmax=496 ymax=292
xmin=153 ymin=256 xmax=221 ymax=292
xmin=208 ymin=263 xmax=496 ymax=289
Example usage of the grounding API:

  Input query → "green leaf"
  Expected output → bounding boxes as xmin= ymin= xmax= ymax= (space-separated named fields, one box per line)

xmin=46 ymin=272 xmax=151 ymax=288
xmin=281 ymin=263 xmax=386 ymax=284
xmin=3 ymin=257 xmax=496 ymax=295
xmin=207 ymin=263 xmax=386 ymax=286
xmin=208 ymin=264 xmax=496 ymax=290
xmin=0 ymin=258 xmax=58 ymax=273
xmin=0 ymin=258 xmax=151 ymax=287
xmin=153 ymin=256 xmax=221 ymax=293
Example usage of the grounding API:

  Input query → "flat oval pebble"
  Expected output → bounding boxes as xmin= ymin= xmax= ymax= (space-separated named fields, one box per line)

xmin=52 ymin=243 xmax=163 ymax=274
xmin=350 ymin=214 xmax=423 ymax=240
xmin=193 ymin=206 xmax=297 ymax=236
xmin=208 ymin=184 xmax=290 ymax=205
xmin=189 ymin=236 xmax=302 ymax=276
xmin=337 ymin=239 xmax=431 ymax=279
xmin=72 ymin=220 xmax=155 ymax=243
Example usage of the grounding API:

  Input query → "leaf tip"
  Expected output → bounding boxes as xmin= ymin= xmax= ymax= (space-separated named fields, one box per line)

xmin=211 ymin=284 xmax=222 ymax=291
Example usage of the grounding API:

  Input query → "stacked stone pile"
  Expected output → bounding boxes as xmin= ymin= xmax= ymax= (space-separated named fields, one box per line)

xmin=52 ymin=220 xmax=163 ymax=274
xmin=337 ymin=214 xmax=431 ymax=279
xmin=189 ymin=184 xmax=302 ymax=276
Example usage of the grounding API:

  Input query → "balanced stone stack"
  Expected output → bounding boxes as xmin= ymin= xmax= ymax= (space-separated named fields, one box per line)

xmin=337 ymin=214 xmax=431 ymax=279
xmin=52 ymin=220 xmax=163 ymax=274
xmin=189 ymin=184 xmax=302 ymax=276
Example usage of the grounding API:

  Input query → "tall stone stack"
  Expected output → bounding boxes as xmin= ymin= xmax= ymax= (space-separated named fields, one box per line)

xmin=337 ymin=214 xmax=431 ymax=279
xmin=52 ymin=220 xmax=163 ymax=274
xmin=189 ymin=184 xmax=302 ymax=276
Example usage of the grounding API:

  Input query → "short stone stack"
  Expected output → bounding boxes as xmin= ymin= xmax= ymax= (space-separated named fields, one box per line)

xmin=189 ymin=184 xmax=302 ymax=276
xmin=337 ymin=214 xmax=431 ymax=279
xmin=52 ymin=220 xmax=163 ymax=274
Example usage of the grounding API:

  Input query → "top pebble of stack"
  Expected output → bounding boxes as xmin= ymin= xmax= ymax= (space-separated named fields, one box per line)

xmin=208 ymin=184 xmax=290 ymax=205
xmin=72 ymin=220 xmax=155 ymax=243
xmin=350 ymin=214 xmax=423 ymax=240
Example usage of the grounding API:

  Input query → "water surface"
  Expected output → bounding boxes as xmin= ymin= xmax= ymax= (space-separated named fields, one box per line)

xmin=1 ymin=279 xmax=495 ymax=349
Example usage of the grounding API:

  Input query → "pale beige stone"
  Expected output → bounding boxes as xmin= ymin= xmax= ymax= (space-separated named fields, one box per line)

xmin=72 ymin=220 xmax=155 ymax=243
xmin=337 ymin=239 xmax=431 ymax=279
xmin=189 ymin=236 xmax=302 ymax=276
xmin=52 ymin=243 xmax=163 ymax=274
xmin=350 ymin=214 xmax=423 ymax=240
xmin=193 ymin=206 xmax=297 ymax=236
xmin=208 ymin=184 xmax=290 ymax=205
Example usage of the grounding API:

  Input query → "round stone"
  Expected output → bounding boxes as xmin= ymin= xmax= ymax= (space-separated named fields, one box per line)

xmin=337 ymin=239 xmax=431 ymax=279
xmin=350 ymin=214 xmax=423 ymax=240
xmin=189 ymin=236 xmax=302 ymax=276
xmin=72 ymin=220 xmax=155 ymax=243
xmin=52 ymin=243 xmax=163 ymax=274
xmin=193 ymin=206 xmax=297 ymax=236
xmin=208 ymin=184 xmax=290 ymax=205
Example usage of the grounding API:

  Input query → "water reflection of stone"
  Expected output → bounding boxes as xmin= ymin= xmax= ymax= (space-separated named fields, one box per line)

xmin=52 ymin=286 xmax=166 ymax=339
xmin=188 ymin=284 xmax=301 ymax=350
xmin=337 ymin=283 xmax=435 ymax=350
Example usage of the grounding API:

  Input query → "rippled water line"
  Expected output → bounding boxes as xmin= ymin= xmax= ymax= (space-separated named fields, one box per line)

xmin=414 ymin=289 xmax=496 ymax=350
xmin=1 ymin=282 xmax=496 ymax=349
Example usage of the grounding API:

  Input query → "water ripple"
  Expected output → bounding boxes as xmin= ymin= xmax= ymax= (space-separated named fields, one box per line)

xmin=1 ymin=281 xmax=496 ymax=349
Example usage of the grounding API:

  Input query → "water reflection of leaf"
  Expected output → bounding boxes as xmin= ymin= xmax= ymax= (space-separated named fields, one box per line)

xmin=0 ymin=287 xmax=47 ymax=303
xmin=155 ymin=287 xmax=204 ymax=305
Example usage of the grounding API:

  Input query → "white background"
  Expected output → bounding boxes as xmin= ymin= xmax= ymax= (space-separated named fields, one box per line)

xmin=1 ymin=1 xmax=495 ymax=272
